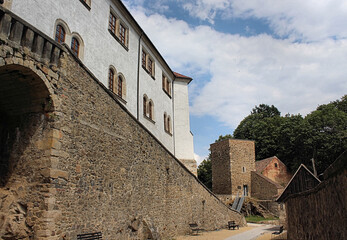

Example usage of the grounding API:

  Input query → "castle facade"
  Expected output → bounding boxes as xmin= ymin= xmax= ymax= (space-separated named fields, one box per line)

xmin=3 ymin=0 xmax=196 ymax=173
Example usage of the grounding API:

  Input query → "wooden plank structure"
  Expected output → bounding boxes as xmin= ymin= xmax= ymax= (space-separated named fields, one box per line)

xmin=277 ymin=164 xmax=321 ymax=202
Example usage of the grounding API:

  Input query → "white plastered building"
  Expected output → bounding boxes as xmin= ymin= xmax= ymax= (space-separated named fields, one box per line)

xmin=3 ymin=0 xmax=197 ymax=174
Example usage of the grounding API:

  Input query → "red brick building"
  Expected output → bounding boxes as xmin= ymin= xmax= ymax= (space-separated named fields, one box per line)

xmin=255 ymin=156 xmax=292 ymax=187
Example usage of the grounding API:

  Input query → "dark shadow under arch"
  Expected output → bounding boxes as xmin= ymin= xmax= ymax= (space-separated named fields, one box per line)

xmin=0 ymin=64 xmax=53 ymax=186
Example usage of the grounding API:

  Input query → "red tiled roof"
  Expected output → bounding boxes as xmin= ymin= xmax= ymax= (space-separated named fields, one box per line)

xmin=173 ymin=72 xmax=192 ymax=80
xmin=255 ymin=156 xmax=278 ymax=173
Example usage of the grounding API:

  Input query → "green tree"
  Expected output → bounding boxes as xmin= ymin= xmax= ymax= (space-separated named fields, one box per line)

xmin=215 ymin=134 xmax=233 ymax=142
xmin=197 ymin=156 xmax=212 ymax=190
xmin=251 ymin=104 xmax=281 ymax=118
xmin=233 ymin=104 xmax=282 ymax=161
xmin=233 ymin=98 xmax=347 ymax=173
xmin=304 ymin=102 xmax=347 ymax=173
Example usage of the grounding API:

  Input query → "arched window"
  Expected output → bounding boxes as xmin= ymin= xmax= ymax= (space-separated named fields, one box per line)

xmin=148 ymin=101 xmax=153 ymax=120
xmin=108 ymin=68 xmax=115 ymax=92
xmin=55 ymin=25 xmax=65 ymax=43
xmin=71 ymin=37 xmax=80 ymax=57
xmin=143 ymin=96 xmax=147 ymax=116
xmin=117 ymin=75 xmax=123 ymax=97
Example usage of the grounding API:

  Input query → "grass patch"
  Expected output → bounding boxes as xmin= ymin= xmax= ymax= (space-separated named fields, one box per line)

xmin=245 ymin=215 xmax=279 ymax=223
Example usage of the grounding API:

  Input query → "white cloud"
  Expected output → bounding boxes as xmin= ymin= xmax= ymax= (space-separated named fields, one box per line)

xmin=127 ymin=4 xmax=347 ymax=130
xmin=129 ymin=0 xmax=347 ymax=41
xmin=194 ymin=153 xmax=206 ymax=166
xmin=229 ymin=0 xmax=347 ymax=41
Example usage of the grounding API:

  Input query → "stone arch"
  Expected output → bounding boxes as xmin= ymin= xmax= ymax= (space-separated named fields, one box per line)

xmin=0 ymin=63 xmax=56 ymax=239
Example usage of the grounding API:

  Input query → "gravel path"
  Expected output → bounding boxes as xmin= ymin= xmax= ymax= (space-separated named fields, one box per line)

xmin=224 ymin=223 xmax=278 ymax=240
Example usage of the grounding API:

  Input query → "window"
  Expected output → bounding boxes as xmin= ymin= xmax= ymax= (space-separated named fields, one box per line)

xmin=54 ymin=20 xmax=84 ymax=60
xmin=148 ymin=58 xmax=153 ymax=75
xmin=119 ymin=23 xmax=126 ymax=45
xmin=109 ymin=68 xmax=115 ymax=91
xmin=164 ymin=112 xmax=172 ymax=134
xmin=108 ymin=10 xmax=129 ymax=49
xmin=242 ymin=167 xmax=246 ymax=173
xmin=108 ymin=68 xmax=126 ymax=100
xmin=109 ymin=12 xmax=117 ymax=35
xmin=117 ymin=75 xmax=123 ymax=97
xmin=142 ymin=48 xmax=155 ymax=78
xmin=162 ymin=74 xmax=171 ymax=96
xmin=55 ymin=25 xmax=65 ymax=43
xmin=142 ymin=50 xmax=147 ymax=68
xmin=71 ymin=37 xmax=80 ymax=57
xmin=275 ymin=163 xmax=278 ymax=168
xmin=143 ymin=95 xmax=154 ymax=121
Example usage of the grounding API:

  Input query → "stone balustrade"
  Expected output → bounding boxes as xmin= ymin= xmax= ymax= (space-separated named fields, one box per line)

xmin=0 ymin=6 xmax=63 ymax=65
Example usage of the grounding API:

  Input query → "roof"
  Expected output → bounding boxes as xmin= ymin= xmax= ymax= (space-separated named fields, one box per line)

xmin=114 ymin=0 xmax=192 ymax=82
xmin=255 ymin=156 xmax=278 ymax=172
xmin=276 ymin=164 xmax=321 ymax=202
xmin=173 ymin=72 xmax=192 ymax=80
xmin=173 ymin=72 xmax=193 ymax=84
xmin=252 ymin=171 xmax=283 ymax=189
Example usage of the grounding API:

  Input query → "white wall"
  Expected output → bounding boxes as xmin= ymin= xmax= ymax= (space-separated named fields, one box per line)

xmin=173 ymin=80 xmax=194 ymax=160
xmin=10 ymin=0 xmax=192 ymax=157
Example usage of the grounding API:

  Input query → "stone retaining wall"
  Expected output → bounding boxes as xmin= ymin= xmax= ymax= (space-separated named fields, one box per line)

xmin=0 ymin=6 xmax=243 ymax=240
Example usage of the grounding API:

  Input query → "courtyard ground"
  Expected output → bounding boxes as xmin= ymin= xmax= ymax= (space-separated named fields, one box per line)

xmin=175 ymin=223 xmax=287 ymax=240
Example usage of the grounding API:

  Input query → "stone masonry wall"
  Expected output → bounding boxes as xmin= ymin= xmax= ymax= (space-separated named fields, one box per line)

xmin=211 ymin=139 xmax=255 ymax=197
xmin=0 ymin=7 xmax=243 ymax=240
xmin=211 ymin=140 xmax=232 ymax=194
xmin=251 ymin=171 xmax=281 ymax=200
xmin=229 ymin=140 xmax=255 ymax=197
xmin=52 ymin=47 xmax=243 ymax=240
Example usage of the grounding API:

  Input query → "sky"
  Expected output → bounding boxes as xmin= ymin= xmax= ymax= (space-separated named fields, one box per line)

xmin=123 ymin=0 xmax=347 ymax=165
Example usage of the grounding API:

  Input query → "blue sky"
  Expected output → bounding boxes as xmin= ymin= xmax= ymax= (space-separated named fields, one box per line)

xmin=123 ymin=0 xmax=347 ymax=164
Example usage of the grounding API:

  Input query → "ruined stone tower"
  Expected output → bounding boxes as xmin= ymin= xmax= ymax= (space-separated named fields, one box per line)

xmin=210 ymin=139 xmax=256 ymax=198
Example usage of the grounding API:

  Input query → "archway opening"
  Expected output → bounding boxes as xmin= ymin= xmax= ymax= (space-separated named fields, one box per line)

xmin=0 ymin=64 xmax=52 ymax=186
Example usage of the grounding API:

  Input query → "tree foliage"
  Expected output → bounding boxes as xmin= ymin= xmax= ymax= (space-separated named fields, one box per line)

xmin=197 ymin=96 xmax=346 ymax=187
xmin=233 ymin=96 xmax=347 ymax=174
xmin=215 ymin=134 xmax=233 ymax=142
xmin=197 ymin=156 xmax=212 ymax=190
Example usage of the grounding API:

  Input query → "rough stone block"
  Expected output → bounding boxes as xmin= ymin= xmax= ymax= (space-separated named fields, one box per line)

xmin=42 ymin=41 xmax=52 ymax=61
xmin=0 ymin=13 xmax=11 ymax=38
xmin=22 ymin=28 xmax=34 ymax=49
xmin=50 ymin=46 xmax=60 ymax=65
xmin=8 ymin=20 xmax=23 ymax=44
xmin=32 ymin=35 xmax=44 ymax=56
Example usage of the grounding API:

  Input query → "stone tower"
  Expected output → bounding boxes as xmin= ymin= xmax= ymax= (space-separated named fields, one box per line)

xmin=210 ymin=139 xmax=255 ymax=197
